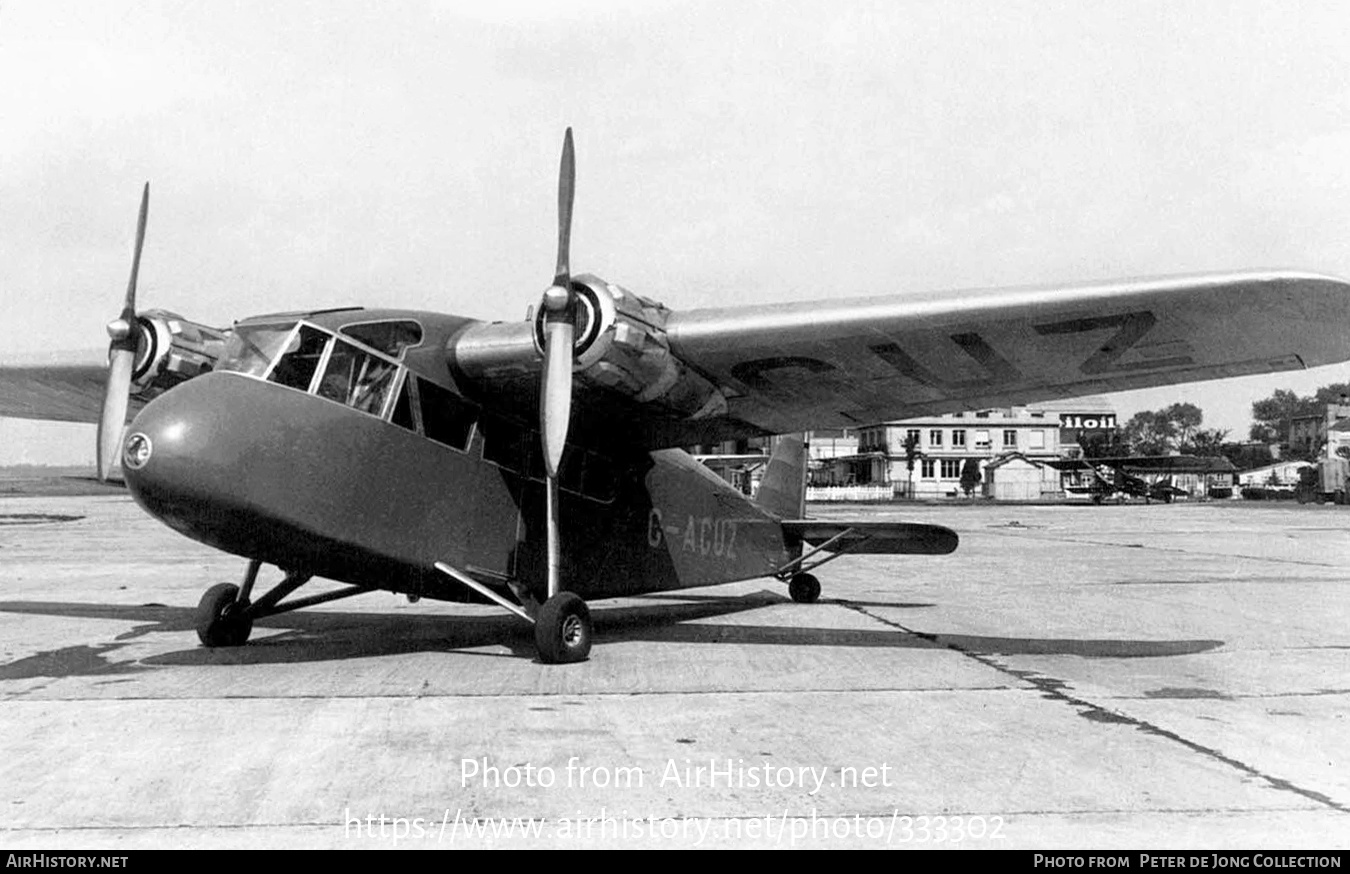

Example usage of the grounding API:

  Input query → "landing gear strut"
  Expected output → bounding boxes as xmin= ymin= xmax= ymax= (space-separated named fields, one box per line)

xmin=195 ymin=559 xmax=367 ymax=648
xmin=433 ymin=562 xmax=593 ymax=664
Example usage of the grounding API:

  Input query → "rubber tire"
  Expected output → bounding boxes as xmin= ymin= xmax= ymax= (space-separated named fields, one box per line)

xmin=535 ymin=592 xmax=592 ymax=664
xmin=196 ymin=583 xmax=253 ymax=647
xmin=789 ymin=573 xmax=822 ymax=603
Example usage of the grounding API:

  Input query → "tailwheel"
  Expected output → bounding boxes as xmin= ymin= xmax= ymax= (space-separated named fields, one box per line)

xmin=788 ymin=572 xmax=821 ymax=604
xmin=535 ymin=592 xmax=592 ymax=664
xmin=196 ymin=583 xmax=254 ymax=647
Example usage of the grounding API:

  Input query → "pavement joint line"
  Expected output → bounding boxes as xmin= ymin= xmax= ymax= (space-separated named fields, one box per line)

xmin=1107 ymin=689 xmax=1350 ymax=701
xmin=838 ymin=601 xmax=1350 ymax=816
xmin=977 ymin=530 xmax=1343 ymax=568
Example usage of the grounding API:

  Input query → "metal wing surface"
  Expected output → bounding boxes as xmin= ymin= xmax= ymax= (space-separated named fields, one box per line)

xmin=0 ymin=349 xmax=114 ymax=424
xmin=663 ymin=271 xmax=1350 ymax=435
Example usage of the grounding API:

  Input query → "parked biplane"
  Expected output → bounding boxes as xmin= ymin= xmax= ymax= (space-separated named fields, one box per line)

xmin=1049 ymin=456 xmax=1236 ymax=503
xmin=4 ymin=131 xmax=1350 ymax=662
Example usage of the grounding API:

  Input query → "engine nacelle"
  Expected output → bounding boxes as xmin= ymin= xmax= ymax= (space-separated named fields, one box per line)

xmin=558 ymin=276 xmax=728 ymax=420
xmin=130 ymin=309 xmax=228 ymax=400
xmin=452 ymin=275 xmax=728 ymax=421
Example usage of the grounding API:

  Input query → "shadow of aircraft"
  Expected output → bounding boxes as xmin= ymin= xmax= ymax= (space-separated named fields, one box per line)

xmin=0 ymin=593 xmax=1224 ymax=680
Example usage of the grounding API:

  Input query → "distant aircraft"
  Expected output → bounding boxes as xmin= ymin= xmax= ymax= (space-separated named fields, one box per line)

xmin=3 ymin=130 xmax=1349 ymax=662
xmin=1047 ymin=457 xmax=1224 ymax=504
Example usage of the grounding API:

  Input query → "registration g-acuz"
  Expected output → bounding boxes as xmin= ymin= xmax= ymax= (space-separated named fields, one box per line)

xmin=6 ymin=129 xmax=1350 ymax=663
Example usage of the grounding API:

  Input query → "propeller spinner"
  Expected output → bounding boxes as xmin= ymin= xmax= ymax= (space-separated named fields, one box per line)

xmin=96 ymin=183 xmax=150 ymax=482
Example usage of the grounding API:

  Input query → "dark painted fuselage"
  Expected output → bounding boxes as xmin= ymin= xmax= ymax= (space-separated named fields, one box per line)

xmin=122 ymin=309 xmax=796 ymax=602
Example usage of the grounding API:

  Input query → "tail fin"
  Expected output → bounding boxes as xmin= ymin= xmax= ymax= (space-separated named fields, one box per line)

xmin=755 ymin=433 xmax=808 ymax=518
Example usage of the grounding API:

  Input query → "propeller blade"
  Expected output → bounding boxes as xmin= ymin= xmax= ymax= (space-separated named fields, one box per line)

xmin=539 ymin=317 xmax=574 ymax=478
xmin=554 ymin=127 xmax=574 ymax=286
xmin=96 ymin=348 xmax=134 ymax=480
xmin=545 ymin=472 xmax=562 ymax=600
xmin=540 ymin=129 xmax=576 ymax=600
xmin=96 ymin=182 xmax=149 ymax=482
xmin=122 ymin=182 xmax=149 ymax=322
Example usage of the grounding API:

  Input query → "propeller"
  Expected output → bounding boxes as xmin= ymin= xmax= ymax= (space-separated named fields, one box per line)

xmin=96 ymin=182 xmax=149 ymax=481
xmin=539 ymin=129 xmax=577 ymax=598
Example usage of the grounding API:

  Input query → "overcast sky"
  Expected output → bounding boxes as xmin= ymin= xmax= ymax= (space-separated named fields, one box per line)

xmin=5 ymin=0 xmax=1350 ymax=438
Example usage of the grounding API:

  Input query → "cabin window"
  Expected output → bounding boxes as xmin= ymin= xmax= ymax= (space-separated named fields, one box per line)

xmin=391 ymin=374 xmax=417 ymax=432
xmin=317 ymin=338 xmax=399 ymax=415
xmin=339 ymin=320 xmax=424 ymax=358
xmin=219 ymin=323 xmax=297 ymax=377
xmin=417 ymin=378 xmax=477 ymax=451
xmin=268 ymin=325 xmax=329 ymax=391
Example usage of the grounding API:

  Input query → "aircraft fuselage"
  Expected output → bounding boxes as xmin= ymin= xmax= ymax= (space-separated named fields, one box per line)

xmin=120 ymin=309 xmax=797 ymax=604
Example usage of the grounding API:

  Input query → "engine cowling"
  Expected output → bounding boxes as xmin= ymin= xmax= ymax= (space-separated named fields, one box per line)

xmin=129 ymin=309 xmax=228 ymax=400
xmin=452 ymin=275 xmax=728 ymax=421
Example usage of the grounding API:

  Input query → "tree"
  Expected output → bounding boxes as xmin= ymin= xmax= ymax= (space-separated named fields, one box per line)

xmin=1081 ymin=430 xmax=1130 ymax=458
xmin=1250 ymin=389 xmax=1318 ymax=443
xmin=1249 ymin=382 xmax=1350 ymax=445
xmin=1122 ymin=410 xmax=1177 ymax=455
xmin=901 ymin=432 xmax=922 ymax=499
xmin=959 ymin=458 xmax=982 ymax=497
xmin=1166 ymin=403 xmax=1203 ymax=448
xmin=1122 ymin=403 xmax=1206 ymax=455
xmin=1220 ymin=442 xmax=1275 ymax=471
xmin=1180 ymin=427 xmax=1229 ymax=457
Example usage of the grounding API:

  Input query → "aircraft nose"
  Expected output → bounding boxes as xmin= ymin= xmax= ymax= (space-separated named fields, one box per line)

xmin=120 ymin=373 xmax=250 ymax=530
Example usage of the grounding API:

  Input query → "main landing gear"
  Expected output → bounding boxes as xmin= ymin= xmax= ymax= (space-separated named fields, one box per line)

xmin=433 ymin=562 xmax=592 ymax=665
xmin=534 ymin=592 xmax=592 ymax=664
xmin=195 ymin=559 xmax=372 ymax=648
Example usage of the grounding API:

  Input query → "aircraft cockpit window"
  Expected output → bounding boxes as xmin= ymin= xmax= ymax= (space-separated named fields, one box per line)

xmin=417 ymin=378 xmax=476 ymax=451
xmin=218 ymin=323 xmax=298 ymax=378
xmin=339 ymin=320 xmax=424 ymax=358
xmin=318 ymin=338 xmax=399 ymax=416
xmin=268 ymin=325 xmax=329 ymax=391
xmin=391 ymin=374 xmax=417 ymax=432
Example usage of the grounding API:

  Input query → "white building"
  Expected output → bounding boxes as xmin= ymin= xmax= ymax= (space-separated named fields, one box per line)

xmin=820 ymin=397 xmax=1118 ymax=499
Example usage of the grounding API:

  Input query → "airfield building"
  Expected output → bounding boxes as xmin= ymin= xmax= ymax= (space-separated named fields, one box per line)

xmin=812 ymin=397 xmax=1119 ymax=500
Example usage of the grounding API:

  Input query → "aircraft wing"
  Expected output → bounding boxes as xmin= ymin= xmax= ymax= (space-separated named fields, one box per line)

xmin=0 ymin=349 xmax=114 ymax=424
xmin=664 ymin=271 xmax=1350 ymax=435
xmin=452 ymin=270 xmax=1350 ymax=449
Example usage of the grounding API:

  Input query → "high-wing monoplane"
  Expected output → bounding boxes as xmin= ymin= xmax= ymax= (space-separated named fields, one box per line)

xmin=5 ymin=131 xmax=1350 ymax=662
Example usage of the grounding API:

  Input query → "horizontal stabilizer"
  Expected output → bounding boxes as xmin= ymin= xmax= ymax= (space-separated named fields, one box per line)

xmin=782 ymin=520 xmax=959 ymax=555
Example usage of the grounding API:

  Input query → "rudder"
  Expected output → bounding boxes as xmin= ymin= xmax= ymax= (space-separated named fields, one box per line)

xmin=755 ymin=433 xmax=808 ymax=519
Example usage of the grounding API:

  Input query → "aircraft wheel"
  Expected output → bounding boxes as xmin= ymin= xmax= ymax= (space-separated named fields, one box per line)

xmin=789 ymin=573 xmax=821 ymax=603
xmin=535 ymin=592 xmax=592 ymax=664
xmin=196 ymin=583 xmax=253 ymax=647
